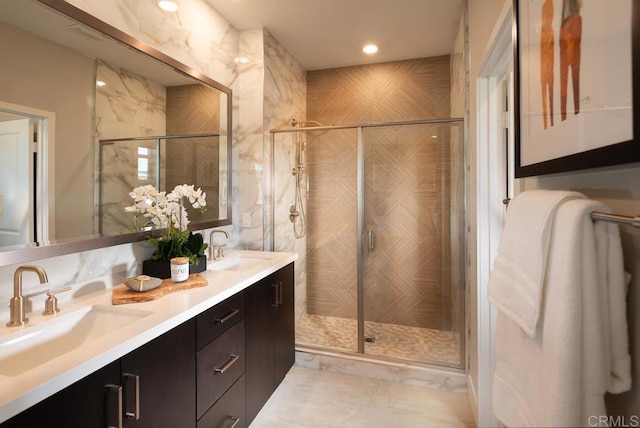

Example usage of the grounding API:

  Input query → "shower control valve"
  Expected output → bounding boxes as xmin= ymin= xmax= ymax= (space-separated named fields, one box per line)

xmin=289 ymin=205 xmax=300 ymax=223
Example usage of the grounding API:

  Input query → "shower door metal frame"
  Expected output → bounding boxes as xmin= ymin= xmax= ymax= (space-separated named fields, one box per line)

xmin=356 ymin=127 xmax=365 ymax=353
xmin=270 ymin=117 xmax=465 ymax=368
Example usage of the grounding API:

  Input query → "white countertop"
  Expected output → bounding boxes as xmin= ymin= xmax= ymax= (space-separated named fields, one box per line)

xmin=0 ymin=250 xmax=297 ymax=423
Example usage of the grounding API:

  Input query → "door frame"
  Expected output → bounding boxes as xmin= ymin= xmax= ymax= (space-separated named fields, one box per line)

xmin=475 ymin=3 xmax=517 ymax=427
xmin=0 ymin=101 xmax=56 ymax=244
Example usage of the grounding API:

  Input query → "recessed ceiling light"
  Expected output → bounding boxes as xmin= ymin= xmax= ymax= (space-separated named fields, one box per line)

xmin=234 ymin=56 xmax=250 ymax=64
xmin=96 ymin=80 xmax=106 ymax=87
xmin=158 ymin=1 xmax=179 ymax=12
xmin=363 ymin=44 xmax=379 ymax=54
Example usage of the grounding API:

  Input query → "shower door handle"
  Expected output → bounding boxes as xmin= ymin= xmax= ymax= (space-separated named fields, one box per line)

xmin=368 ymin=230 xmax=374 ymax=252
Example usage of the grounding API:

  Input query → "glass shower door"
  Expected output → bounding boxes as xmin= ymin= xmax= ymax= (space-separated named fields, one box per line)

xmin=362 ymin=123 xmax=464 ymax=367
xmin=283 ymin=128 xmax=360 ymax=354
xmin=273 ymin=121 xmax=464 ymax=368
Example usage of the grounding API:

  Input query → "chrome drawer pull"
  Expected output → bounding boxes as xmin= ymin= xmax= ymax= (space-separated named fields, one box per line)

xmin=214 ymin=354 xmax=240 ymax=374
xmin=214 ymin=308 xmax=240 ymax=324
xmin=272 ymin=283 xmax=279 ymax=307
xmin=105 ymin=384 xmax=123 ymax=428
xmin=123 ymin=373 xmax=140 ymax=421
xmin=229 ymin=416 xmax=240 ymax=428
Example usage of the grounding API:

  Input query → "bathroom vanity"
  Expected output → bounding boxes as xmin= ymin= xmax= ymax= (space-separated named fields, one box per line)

xmin=0 ymin=250 xmax=296 ymax=427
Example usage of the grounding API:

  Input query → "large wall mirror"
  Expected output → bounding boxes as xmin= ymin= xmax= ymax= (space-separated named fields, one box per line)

xmin=0 ymin=0 xmax=232 ymax=265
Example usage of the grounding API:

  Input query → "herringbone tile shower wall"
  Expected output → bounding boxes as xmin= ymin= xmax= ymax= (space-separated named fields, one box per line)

xmin=306 ymin=57 xmax=456 ymax=330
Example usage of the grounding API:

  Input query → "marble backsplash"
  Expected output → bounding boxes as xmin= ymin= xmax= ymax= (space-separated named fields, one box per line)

xmin=0 ymin=240 xmax=154 ymax=319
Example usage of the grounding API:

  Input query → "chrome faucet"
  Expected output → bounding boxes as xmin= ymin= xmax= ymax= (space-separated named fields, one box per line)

xmin=209 ymin=229 xmax=230 ymax=261
xmin=7 ymin=265 xmax=49 ymax=327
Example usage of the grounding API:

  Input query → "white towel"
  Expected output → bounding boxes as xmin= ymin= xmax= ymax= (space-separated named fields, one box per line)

xmin=488 ymin=189 xmax=585 ymax=336
xmin=492 ymin=198 xmax=632 ymax=427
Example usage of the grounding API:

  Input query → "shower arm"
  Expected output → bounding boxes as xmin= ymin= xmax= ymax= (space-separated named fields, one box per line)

xmin=290 ymin=118 xmax=324 ymax=128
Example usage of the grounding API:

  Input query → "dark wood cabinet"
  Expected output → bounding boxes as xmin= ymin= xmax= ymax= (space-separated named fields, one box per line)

xmin=1 ymin=320 xmax=195 ymax=428
xmin=1 ymin=263 xmax=293 ymax=428
xmin=196 ymin=291 xmax=247 ymax=424
xmin=196 ymin=291 xmax=244 ymax=351
xmin=245 ymin=262 xmax=295 ymax=425
xmin=245 ymin=273 xmax=277 ymax=424
xmin=273 ymin=264 xmax=295 ymax=385
xmin=121 ymin=318 xmax=196 ymax=427
xmin=197 ymin=375 xmax=246 ymax=428
xmin=0 ymin=361 xmax=121 ymax=428
xmin=196 ymin=320 xmax=245 ymax=420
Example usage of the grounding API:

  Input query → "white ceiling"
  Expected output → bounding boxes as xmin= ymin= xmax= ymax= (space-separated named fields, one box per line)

xmin=204 ymin=0 xmax=464 ymax=70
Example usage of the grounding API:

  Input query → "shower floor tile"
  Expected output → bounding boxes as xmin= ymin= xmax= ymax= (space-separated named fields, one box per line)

xmin=296 ymin=314 xmax=460 ymax=366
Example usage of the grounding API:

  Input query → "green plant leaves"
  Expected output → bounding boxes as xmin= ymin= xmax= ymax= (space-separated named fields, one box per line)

xmin=150 ymin=231 xmax=208 ymax=264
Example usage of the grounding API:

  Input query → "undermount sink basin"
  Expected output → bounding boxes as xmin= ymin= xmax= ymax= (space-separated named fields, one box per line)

xmin=0 ymin=305 xmax=151 ymax=377
xmin=208 ymin=252 xmax=275 ymax=272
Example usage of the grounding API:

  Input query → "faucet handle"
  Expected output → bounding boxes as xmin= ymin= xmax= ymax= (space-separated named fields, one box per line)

xmin=214 ymin=244 xmax=226 ymax=260
xmin=42 ymin=286 xmax=71 ymax=315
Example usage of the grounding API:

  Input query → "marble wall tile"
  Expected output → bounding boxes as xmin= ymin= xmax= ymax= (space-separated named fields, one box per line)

xmin=0 ymin=240 xmax=154 ymax=319
xmin=263 ymin=30 xmax=306 ymax=130
xmin=65 ymin=0 xmax=238 ymax=89
xmin=233 ymin=133 xmax=265 ymax=250
xmin=262 ymin=28 xmax=307 ymax=320
xmin=232 ymin=29 xmax=265 ymax=250
xmin=96 ymin=61 xmax=167 ymax=139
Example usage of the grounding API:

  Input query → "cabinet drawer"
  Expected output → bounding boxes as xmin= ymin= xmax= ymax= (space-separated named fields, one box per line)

xmin=197 ymin=374 xmax=246 ymax=428
xmin=197 ymin=291 xmax=245 ymax=350
xmin=197 ymin=320 xmax=245 ymax=420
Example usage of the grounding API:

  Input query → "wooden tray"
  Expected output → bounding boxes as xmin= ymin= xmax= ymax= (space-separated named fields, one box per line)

xmin=112 ymin=274 xmax=208 ymax=305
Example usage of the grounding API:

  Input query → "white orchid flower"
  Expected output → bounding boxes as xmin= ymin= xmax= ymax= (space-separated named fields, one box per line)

xmin=126 ymin=183 xmax=206 ymax=234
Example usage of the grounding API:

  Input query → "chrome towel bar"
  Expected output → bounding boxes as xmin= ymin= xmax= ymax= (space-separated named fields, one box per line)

xmin=590 ymin=212 xmax=640 ymax=228
xmin=502 ymin=197 xmax=640 ymax=228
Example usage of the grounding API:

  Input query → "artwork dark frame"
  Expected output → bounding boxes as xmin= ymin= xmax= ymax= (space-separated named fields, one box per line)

xmin=514 ymin=0 xmax=639 ymax=177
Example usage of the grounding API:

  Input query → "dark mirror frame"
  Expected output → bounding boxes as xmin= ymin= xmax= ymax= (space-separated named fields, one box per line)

xmin=0 ymin=0 xmax=232 ymax=267
xmin=514 ymin=0 xmax=640 ymax=178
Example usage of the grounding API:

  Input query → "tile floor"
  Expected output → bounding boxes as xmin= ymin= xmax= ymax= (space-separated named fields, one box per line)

xmin=250 ymin=366 xmax=475 ymax=428
xmin=296 ymin=314 xmax=461 ymax=366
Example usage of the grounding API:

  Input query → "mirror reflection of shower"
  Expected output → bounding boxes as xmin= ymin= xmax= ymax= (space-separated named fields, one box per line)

xmin=289 ymin=118 xmax=323 ymax=239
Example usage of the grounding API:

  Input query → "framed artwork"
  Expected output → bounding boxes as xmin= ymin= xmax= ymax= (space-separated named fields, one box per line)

xmin=514 ymin=0 xmax=638 ymax=177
